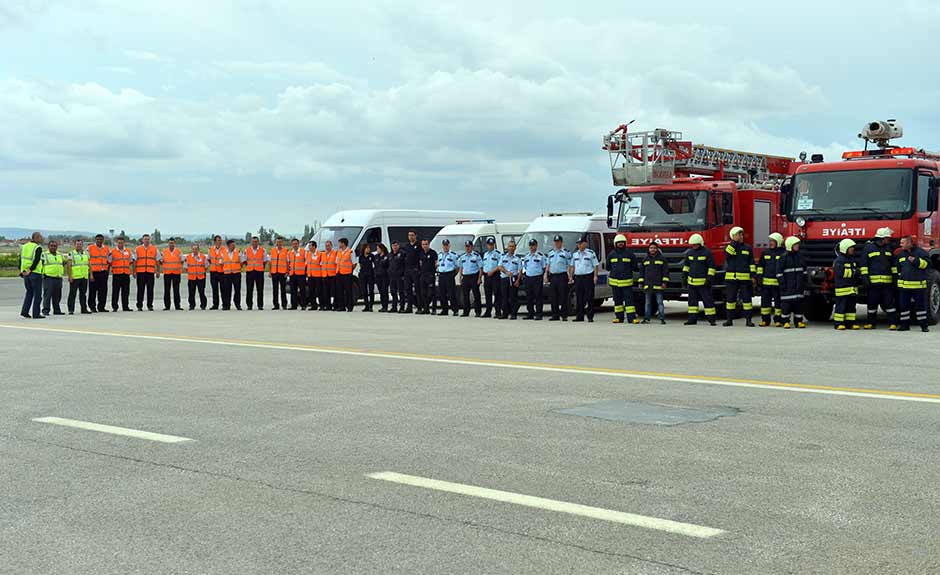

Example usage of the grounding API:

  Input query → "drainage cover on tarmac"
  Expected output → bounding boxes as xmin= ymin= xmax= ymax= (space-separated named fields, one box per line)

xmin=554 ymin=400 xmax=739 ymax=426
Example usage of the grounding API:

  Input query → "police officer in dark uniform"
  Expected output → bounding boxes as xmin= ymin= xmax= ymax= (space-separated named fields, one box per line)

xmin=416 ymin=239 xmax=438 ymax=315
xmin=388 ymin=240 xmax=406 ymax=313
xmin=401 ymin=230 xmax=420 ymax=313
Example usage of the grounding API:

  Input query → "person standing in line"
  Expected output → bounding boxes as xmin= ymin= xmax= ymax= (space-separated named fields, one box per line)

xmin=220 ymin=239 xmax=243 ymax=311
xmin=20 ymin=231 xmax=44 ymax=319
xmin=832 ymin=238 xmax=860 ymax=330
xmin=358 ymin=243 xmax=376 ymax=312
xmin=456 ymin=240 xmax=483 ymax=317
xmin=436 ymin=239 xmax=459 ymax=316
xmin=336 ymin=238 xmax=356 ymax=312
xmin=682 ymin=234 xmax=717 ymax=326
xmin=402 ymin=230 xmax=420 ymax=314
xmin=546 ymin=235 xmax=572 ymax=321
xmin=320 ymin=240 xmax=337 ymax=311
xmin=374 ymin=243 xmax=391 ymax=312
xmin=158 ymin=237 xmax=184 ymax=311
xmin=481 ymin=238 xmax=502 ymax=319
xmin=287 ymin=238 xmax=307 ymax=310
xmin=41 ymin=240 xmax=65 ymax=316
xmin=243 ymin=236 xmax=268 ymax=311
xmin=133 ymin=233 xmax=158 ymax=311
xmin=208 ymin=235 xmax=225 ymax=310
xmin=416 ymin=238 xmax=438 ymax=315
xmin=569 ymin=236 xmax=599 ymax=323
xmin=756 ymin=233 xmax=785 ymax=327
xmin=777 ymin=236 xmax=806 ymax=329
xmin=860 ymin=227 xmax=899 ymax=330
xmin=639 ymin=241 xmax=669 ymax=324
xmin=387 ymin=241 xmax=406 ymax=313
xmin=269 ymin=237 xmax=289 ymax=310
xmin=66 ymin=239 xmax=91 ymax=314
xmin=521 ymin=239 xmax=546 ymax=320
xmin=896 ymin=234 xmax=931 ymax=332
xmin=607 ymin=234 xmax=639 ymax=324
xmin=497 ymin=241 xmax=522 ymax=320
xmin=305 ymin=240 xmax=323 ymax=311
xmin=184 ymin=243 xmax=209 ymax=310
xmin=109 ymin=237 xmax=133 ymax=312
xmin=87 ymin=233 xmax=110 ymax=313
xmin=722 ymin=226 xmax=756 ymax=327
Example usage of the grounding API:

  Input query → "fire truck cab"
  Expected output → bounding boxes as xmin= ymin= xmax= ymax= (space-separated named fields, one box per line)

xmin=779 ymin=120 xmax=940 ymax=323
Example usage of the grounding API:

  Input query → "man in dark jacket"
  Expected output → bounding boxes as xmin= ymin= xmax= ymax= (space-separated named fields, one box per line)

xmin=639 ymin=241 xmax=669 ymax=324
xmin=682 ymin=234 xmax=717 ymax=326
xmin=757 ymin=233 xmax=785 ymax=327
xmin=723 ymin=226 xmax=756 ymax=327
xmin=860 ymin=227 xmax=898 ymax=330
xmin=607 ymin=234 xmax=639 ymax=324
xmin=833 ymin=239 xmax=860 ymax=330
xmin=896 ymin=235 xmax=931 ymax=332
xmin=777 ymin=236 xmax=806 ymax=329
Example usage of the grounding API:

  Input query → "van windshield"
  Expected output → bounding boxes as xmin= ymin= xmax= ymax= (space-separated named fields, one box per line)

xmin=430 ymin=234 xmax=473 ymax=253
xmin=315 ymin=226 xmax=363 ymax=247
xmin=517 ymin=231 xmax=583 ymax=252
xmin=618 ymin=190 xmax=708 ymax=231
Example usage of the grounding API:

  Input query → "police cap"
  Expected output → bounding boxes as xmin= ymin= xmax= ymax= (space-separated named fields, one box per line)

xmin=442 ymin=238 xmax=450 ymax=245
xmin=578 ymin=235 xmax=589 ymax=244
xmin=553 ymin=234 xmax=563 ymax=242
xmin=528 ymin=239 xmax=538 ymax=246
xmin=464 ymin=240 xmax=473 ymax=247
xmin=486 ymin=237 xmax=495 ymax=245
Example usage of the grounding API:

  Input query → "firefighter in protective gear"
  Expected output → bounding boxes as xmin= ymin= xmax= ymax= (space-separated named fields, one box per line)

xmin=682 ymin=234 xmax=717 ymax=325
xmin=722 ymin=226 xmax=756 ymax=327
xmin=607 ymin=234 xmax=639 ymax=324
xmin=833 ymin=238 xmax=860 ymax=330
xmin=860 ymin=227 xmax=898 ymax=330
xmin=778 ymin=236 xmax=806 ymax=328
xmin=757 ymin=232 xmax=785 ymax=326
xmin=896 ymin=235 xmax=931 ymax=332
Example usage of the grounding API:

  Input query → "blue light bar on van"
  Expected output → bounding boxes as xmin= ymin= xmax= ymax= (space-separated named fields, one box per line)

xmin=455 ymin=219 xmax=496 ymax=224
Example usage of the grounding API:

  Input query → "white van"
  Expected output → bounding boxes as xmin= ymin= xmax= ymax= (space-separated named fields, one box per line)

xmin=313 ymin=209 xmax=486 ymax=268
xmin=430 ymin=220 xmax=530 ymax=255
xmin=517 ymin=213 xmax=617 ymax=307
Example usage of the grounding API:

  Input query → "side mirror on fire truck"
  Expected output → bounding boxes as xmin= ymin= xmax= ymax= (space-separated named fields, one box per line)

xmin=779 ymin=180 xmax=793 ymax=216
xmin=606 ymin=195 xmax=614 ymax=228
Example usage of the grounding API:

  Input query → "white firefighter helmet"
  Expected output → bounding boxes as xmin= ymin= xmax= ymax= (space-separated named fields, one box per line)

xmin=784 ymin=236 xmax=801 ymax=251
xmin=729 ymin=226 xmax=744 ymax=240
xmin=614 ymin=234 xmax=627 ymax=245
xmin=689 ymin=233 xmax=705 ymax=246
xmin=768 ymin=232 xmax=784 ymax=247
xmin=874 ymin=227 xmax=893 ymax=239
xmin=838 ymin=238 xmax=856 ymax=254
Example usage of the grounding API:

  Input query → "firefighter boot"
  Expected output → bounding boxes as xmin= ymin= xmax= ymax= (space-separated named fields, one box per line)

xmin=722 ymin=319 xmax=734 ymax=327
xmin=759 ymin=313 xmax=771 ymax=327
xmin=864 ymin=311 xmax=876 ymax=330
xmin=774 ymin=311 xmax=784 ymax=327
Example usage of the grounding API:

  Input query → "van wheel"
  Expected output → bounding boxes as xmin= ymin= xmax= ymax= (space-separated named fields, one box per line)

xmin=804 ymin=294 xmax=833 ymax=323
xmin=926 ymin=269 xmax=940 ymax=325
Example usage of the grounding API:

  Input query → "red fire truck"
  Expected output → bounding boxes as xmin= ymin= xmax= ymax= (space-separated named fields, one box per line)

xmin=779 ymin=120 xmax=940 ymax=323
xmin=604 ymin=124 xmax=800 ymax=304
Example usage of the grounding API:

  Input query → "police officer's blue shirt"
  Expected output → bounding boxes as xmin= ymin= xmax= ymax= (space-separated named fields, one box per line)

xmin=482 ymin=248 xmax=502 ymax=274
xmin=547 ymin=248 xmax=572 ymax=274
xmin=522 ymin=251 xmax=546 ymax=276
xmin=437 ymin=250 xmax=459 ymax=273
xmin=499 ymin=253 xmax=522 ymax=279
xmin=571 ymin=248 xmax=599 ymax=275
xmin=457 ymin=251 xmax=482 ymax=274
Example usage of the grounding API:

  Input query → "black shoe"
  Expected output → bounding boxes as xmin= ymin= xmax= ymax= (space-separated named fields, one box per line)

xmin=641 ymin=319 xmax=650 ymax=324
xmin=189 ymin=307 xmax=195 ymax=311
xmin=549 ymin=317 xmax=560 ymax=322
xmin=147 ymin=307 xmax=154 ymax=312
xmin=210 ymin=306 xmax=219 ymax=310
xmin=89 ymin=309 xmax=97 ymax=313
xmin=53 ymin=312 xmax=65 ymax=316
xmin=273 ymin=306 xmax=280 ymax=310
xmin=235 ymin=306 xmax=243 ymax=311
xmin=722 ymin=319 xmax=733 ymax=327
xmin=247 ymin=306 xmax=253 ymax=310
xmin=123 ymin=308 xmax=133 ymax=312
xmin=69 ymin=311 xmax=74 ymax=315
xmin=81 ymin=310 xmax=91 ymax=315
xmin=587 ymin=317 xmax=594 ymax=323
xmin=708 ymin=320 xmax=717 ymax=326
xmin=510 ymin=315 xmax=518 ymax=320
xmin=535 ymin=316 xmax=543 ymax=321
xmin=523 ymin=316 xmax=533 ymax=320
xmin=660 ymin=319 xmax=667 ymax=325
xmin=481 ymin=312 xmax=491 ymax=318
xmin=164 ymin=307 xmax=170 ymax=311
xmin=475 ymin=312 xmax=481 ymax=317
xmin=683 ymin=319 xmax=697 ymax=325
xmin=922 ymin=326 xmax=930 ymax=333
xmin=21 ymin=313 xmax=30 ymax=319
xmin=32 ymin=315 xmax=45 ymax=319
xmin=258 ymin=307 xmax=264 ymax=311
xmin=98 ymin=309 xmax=108 ymax=313
xmin=437 ymin=311 xmax=447 ymax=316
xmin=898 ymin=325 xmax=910 ymax=332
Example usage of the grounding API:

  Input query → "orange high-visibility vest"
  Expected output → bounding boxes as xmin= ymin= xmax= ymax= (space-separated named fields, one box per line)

xmin=88 ymin=244 xmax=110 ymax=272
xmin=110 ymin=247 xmax=131 ymax=275
xmin=288 ymin=249 xmax=307 ymax=276
xmin=222 ymin=249 xmax=241 ymax=274
xmin=337 ymin=248 xmax=353 ymax=275
xmin=186 ymin=253 xmax=207 ymax=280
xmin=134 ymin=245 xmax=158 ymax=273
xmin=161 ymin=248 xmax=183 ymax=275
xmin=270 ymin=247 xmax=289 ymax=274
xmin=306 ymin=250 xmax=323 ymax=278
xmin=323 ymin=250 xmax=338 ymax=277
xmin=208 ymin=246 xmax=225 ymax=273
xmin=245 ymin=246 xmax=266 ymax=272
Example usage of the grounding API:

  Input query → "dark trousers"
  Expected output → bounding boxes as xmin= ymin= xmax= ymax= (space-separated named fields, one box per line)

xmin=612 ymin=285 xmax=637 ymax=321
xmin=549 ymin=273 xmax=569 ymax=319
xmin=833 ymin=294 xmax=857 ymax=326
xmin=724 ymin=280 xmax=754 ymax=320
xmin=687 ymin=283 xmax=716 ymax=322
xmin=67 ymin=278 xmax=88 ymax=313
xmin=360 ymin=273 xmax=375 ymax=310
xmin=389 ymin=276 xmax=403 ymax=310
xmin=163 ymin=274 xmax=182 ymax=309
xmin=321 ymin=276 xmax=334 ymax=309
xmin=524 ymin=275 xmax=543 ymax=318
xmin=499 ymin=277 xmax=518 ymax=318
xmin=210 ymin=271 xmax=223 ymax=309
xmin=22 ymin=273 xmax=43 ymax=317
xmin=438 ymin=271 xmax=457 ymax=314
xmin=111 ymin=274 xmax=130 ymax=311
xmin=290 ymin=275 xmax=307 ymax=309
xmin=573 ymin=274 xmax=594 ymax=320
xmin=245 ymin=270 xmax=264 ymax=309
xmin=781 ymin=295 xmax=803 ymax=324
xmin=760 ymin=285 xmax=782 ymax=323
xmin=221 ymin=273 xmax=241 ymax=310
xmin=338 ymin=273 xmax=354 ymax=311
xmin=483 ymin=273 xmax=501 ymax=317
xmin=404 ymin=269 xmax=419 ymax=310
xmin=42 ymin=277 xmax=62 ymax=314
xmin=306 ymin=276 xmax=321 ymax=310
xmin=898 ymin=289 xmax=928 ymax=328
xmin=377 ymin=276 xmax=390 ymax=309
xmin=136 ymin=272 xmax=155 ymax=309
xmin=271 ymin=273 xmax=288 ymax=309
xmin=419 ymin=272 xmax=436 ymax=312
xmin=88 ymin=270 xmax=108 ymax=311
xmin=461 ymin=276 xmax=482 ymax=315
xmin=188 ymin=278 xmax=207 ymax=309
xmin=866 ymin=283 xmax=897 ymax=324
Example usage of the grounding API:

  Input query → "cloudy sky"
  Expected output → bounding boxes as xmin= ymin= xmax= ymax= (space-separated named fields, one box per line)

xmin=3 ymin=0 xmax=939 ymax=236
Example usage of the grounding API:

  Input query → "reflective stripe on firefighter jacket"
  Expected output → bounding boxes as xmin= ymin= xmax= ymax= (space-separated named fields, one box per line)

xmin=161 ymin=248 xmax=183 ymax=275
xmin=270 ymin=247 xmax=289 ymax=274
xmin=606 ymin=248 xmax=636 ymax=287
xmin=777 ymin=251 xmax=806 ymax=300
xmin=832 ymin=254 xmax=859 ymax=297
xmin=88 ymin=244 xmax=110 ymax=272
xmin=186 ymin=253 xmax=207 ymax=280
xmin=724 ymin=241 xmax=756 ymax=281
xmin=244 ymin=246 xmax=266 ymax=272
xmin=135 ymin=245 xmax=158 ymax=273
xmin=639 ymin=254 xmax=669 ymax=290
xmin=860 ymin=242 xmax=896 ymax=285
xmin=756 ymin=247 xmax=784 ymax=286
xmin=897 ymin=247 xmax=930 ymax=290
xmin=682 ymin=247 xmax=716 ymax=286
xmin=111 ymin=247 xmax=131 ymax=275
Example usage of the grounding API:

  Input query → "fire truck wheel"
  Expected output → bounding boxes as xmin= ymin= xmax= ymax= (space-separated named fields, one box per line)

xmin=927 ymin=269 xmax=940 ymax=326
xmin=804 ymin=294 xmax=833 ymax=323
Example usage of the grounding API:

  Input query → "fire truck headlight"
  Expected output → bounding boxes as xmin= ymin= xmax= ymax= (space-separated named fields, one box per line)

xmin=795 ymin=216 xmax=806 ymax=228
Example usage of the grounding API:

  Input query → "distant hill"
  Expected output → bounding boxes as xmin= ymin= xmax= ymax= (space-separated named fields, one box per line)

xmin=0 ymin=227 xmax=94 ymax=239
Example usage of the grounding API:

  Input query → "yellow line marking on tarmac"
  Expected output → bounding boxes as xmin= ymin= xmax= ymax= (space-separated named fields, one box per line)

xmin=2 ymin=323 xmax=939 ymax=404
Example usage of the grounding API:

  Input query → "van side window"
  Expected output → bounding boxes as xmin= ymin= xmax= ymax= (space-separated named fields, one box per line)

xmin=918 ymin=174 xmax=932 ymax=212
xmin=723 ymin=193 xmax=734 ymax=224
xmin=364 ymin=227 xmax=382 ymax=244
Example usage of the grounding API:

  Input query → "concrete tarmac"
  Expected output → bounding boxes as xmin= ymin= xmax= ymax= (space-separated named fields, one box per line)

xmin=2 ymin=278 xmax=939 ymax=574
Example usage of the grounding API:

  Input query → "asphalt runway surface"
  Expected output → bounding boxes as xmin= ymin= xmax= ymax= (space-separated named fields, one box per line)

xmin=2 ymin=277 xmax=939 ymax=574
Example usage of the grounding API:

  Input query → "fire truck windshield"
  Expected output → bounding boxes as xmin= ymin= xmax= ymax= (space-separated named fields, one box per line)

xmin=617 ymin=190 xmax=708 ymax=231
xmin=790 ymin=168 xmax=913 ymax=219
